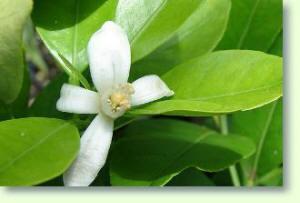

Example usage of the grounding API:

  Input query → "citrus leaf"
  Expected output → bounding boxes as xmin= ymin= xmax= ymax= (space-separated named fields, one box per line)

xmin=116 ymin=0 xmax=200 ymax=62
xmin=230 ymin=99 xmax=282 ymax=185
xmin=32 ymin=0 xmax=117 ymax=72
xmin=129 ymin=50 xmax=282 ymax=116
xmin=0 ymin=0 xmax=32 ymax=103
xmin=110 ymin=119 xmax=255 ymax=186
xmin=0 ymin=118 xmax=80 ymax=186
xmin=130 ymin=0 xmax=231 ymax=80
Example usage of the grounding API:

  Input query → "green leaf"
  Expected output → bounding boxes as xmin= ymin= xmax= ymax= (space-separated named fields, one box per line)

xmin=32 ymin=0 xmax=117 ymax=72
xmin=216 ymin=0 xmax=282 ymax=52
xmin=230 ymin=99 xmax=282 ymax=186
xmin=256 ymin=167 xmax=282 ymax=186
xmin=114 ymin=116 xmax=136 ymax=130
xmin=166 ymin=167 xmax=214 ymax=186
xmin=0 ymin=118 xmax=80 ymax=186
xmin=129 ymin=0 xmax=231 ymax=80
xmin=129 ymin=50 xmax=282 ymax=116
xmin=58 ymin=53 xmax=91 ymax=89
xmin=0 ymin=0 xmax=32 ymax=104
xmin=0 ymin=66 xmax=30 ymax=120
xmin=268 ymin=31 xmax=282 ymax=57
xmin=116 ymin=0 xmax=200 ymax=62
xmin=110 ymin=119 xmax=255 ymax=186
xmin=215 ymin=0 xmax=283 ymax=186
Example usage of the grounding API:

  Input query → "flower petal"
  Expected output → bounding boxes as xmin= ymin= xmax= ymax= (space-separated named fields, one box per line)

xmin=56 ymin=84 xmax=100 ymax=114
xmin=88 ymin=21 xmax=131 ymax=92
xmin=131 ymin=75 xmax=174 ymax=106
xmin=63 ymin=113 xmax=114 ymax=186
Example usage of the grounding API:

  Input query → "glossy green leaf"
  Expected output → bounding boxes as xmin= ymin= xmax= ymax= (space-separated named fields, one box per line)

xmin=256 ymin=167 xmax=282 ymax=186
xmin=216 ymin=0 xmax=282 ymax=52
xmin=268 ymin=31 xmax=282 ymax=57
xmin=0 ymin=0 xmax=32 ymax=104
xmin=129 ymin=0 xmax=231 ymax=80
xmin=230 ymin=99 xmax=282 ymax=186
xmin=32 ymin=0 xmax=117 ymax=72
xmin=0 ymin=67 xmax=30 ymax=121
xmin=166 ymin=167 xmax=214 ymax=186
xmin=129 ymin=50 xmax=282 ymax=116
xmin=116 ymin=0 xmax=200 ymax=62
xmin=58 ymin=53 xmax=91 ymax=89
xmin=0 ymin=118 xmax=80 ymax=186
xmin=214 ymin=0 xmax=283 ymax=186
xmin=110 ymin=119 xmax=255 ymax=186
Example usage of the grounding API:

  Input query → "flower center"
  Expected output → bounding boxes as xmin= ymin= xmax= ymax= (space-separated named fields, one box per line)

xmin=100 ymin=83 xmax=134 ymax=119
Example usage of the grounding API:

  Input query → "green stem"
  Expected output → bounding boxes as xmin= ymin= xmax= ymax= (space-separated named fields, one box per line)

xmin=229 ymin=166 xmax=241 ymax=187
xmin=219 ymin=115 xmax=241 ymax=187
xmin=247 ymin=102 xmax=277 ymax=186
xmin=57 ymin=53 xmax=91 ymax=89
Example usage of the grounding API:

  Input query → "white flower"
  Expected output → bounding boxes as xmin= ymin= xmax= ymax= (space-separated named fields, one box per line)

xmin=56 ymin=21 xmax=174 ymax=186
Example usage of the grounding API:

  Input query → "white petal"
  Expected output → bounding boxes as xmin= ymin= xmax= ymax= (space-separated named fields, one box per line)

xmin=56 ymin=84 xmax=100 ymax=114
xmin=63 ymin=114 xmax=114 ymax=186
xmin=131 ymin=75 xmax=174 ymax=106
xmin=87 ymin=21 xmax=131 ymax=92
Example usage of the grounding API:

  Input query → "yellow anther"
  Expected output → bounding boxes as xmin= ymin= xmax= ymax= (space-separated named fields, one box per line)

xmin=108 ymin=92 xmax=131 ymax=112
xmin=103 ymin=83 xmax=134 ymax=115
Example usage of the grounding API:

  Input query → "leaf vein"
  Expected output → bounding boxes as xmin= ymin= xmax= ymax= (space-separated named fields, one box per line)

xmin=151 ymin=131 xmax=213 ymax=184
xmin=250 ymin=100 xmax=277 ymax=182
xmin=72 ymin=0 xmax=80 ymax=67
xmin=130 ymin=0 xmax=167 ymax=45
xmin=237 ymin=0 xmax=260 ymax=48
xmin=190 ymin=83 xmax=281 ymax=101
xmin=0 ymin=123 xmax=71 ymax=174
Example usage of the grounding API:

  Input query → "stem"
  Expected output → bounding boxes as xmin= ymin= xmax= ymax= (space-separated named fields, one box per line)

xmin=57 ymin=52 xmax=91 ymax=89
xmin=247 ymin=102 xmax=277 ymax=186
xmin=68 ymin=74 xmax=80 ymax=86
xmin=229 ymin=166 xmax=241 ymax=187
xmin=219 ymin=115 xmax=241 ymax=187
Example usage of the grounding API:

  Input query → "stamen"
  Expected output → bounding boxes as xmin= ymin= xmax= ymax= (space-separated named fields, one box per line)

xmin=105 ymin=83 xmax=134 ymax=114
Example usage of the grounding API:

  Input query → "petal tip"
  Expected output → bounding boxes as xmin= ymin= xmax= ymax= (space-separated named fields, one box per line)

xmin=102 ymin=21 xmax=119 ymax=29
xmin=94 ymin=21 xmax=125 ymax=37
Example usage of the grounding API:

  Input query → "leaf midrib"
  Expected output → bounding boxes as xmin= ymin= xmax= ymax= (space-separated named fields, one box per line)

xmin=130 ymin=0 xmax=167 ymax=45
xmin=150 ymin=131 xmax=213 ymax=184
xmin=179 ymin=82 xmax=281 ymax=101
xmin=0 ymin=123 xmax=70 ymax=174
xmin=250 ymin=101 xmax=277 ymax=180
xmin=236 ymin=0 xmax=260 ymax=49
xmin=71 ymin=0 xmax=80 ymax=67
xmin=266 ymin=28 xmax=282 ymax=53
xmin=168 ymin=0 xmax=206 ymax=40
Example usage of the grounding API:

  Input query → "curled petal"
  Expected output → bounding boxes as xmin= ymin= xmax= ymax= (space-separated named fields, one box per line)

xmin=63 ymin=114 xmax=114 ymax=186
xmin=56 ymin=84 xmax=100 ymax=114
xmin=131 ymin=75 xmax=174 ymax=106
xmin=88 ymin=21 xmax=131 ymax=92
